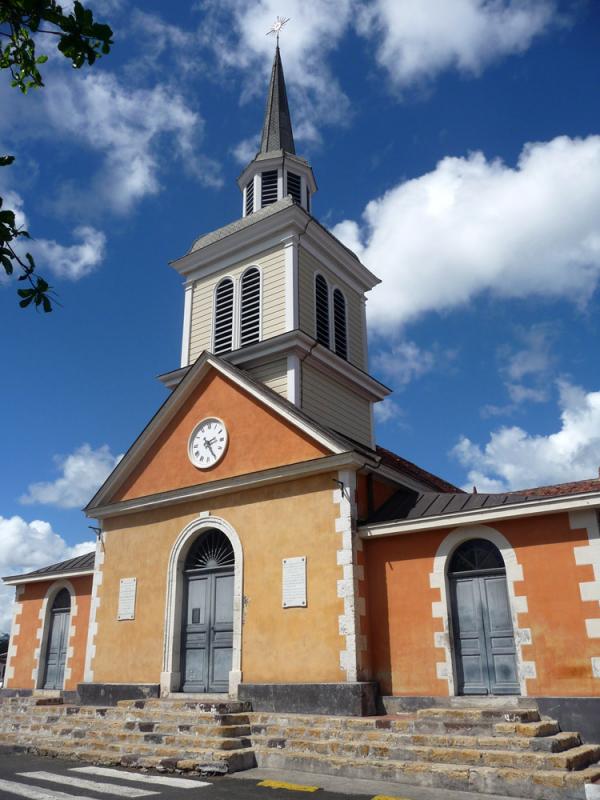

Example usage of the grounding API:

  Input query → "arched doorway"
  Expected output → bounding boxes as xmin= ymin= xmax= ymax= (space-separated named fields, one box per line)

xmin=181 ymin=530 xmax=235 ymax=693
xmin=449 ymin=538 xmax=520 ymax=695
xmin=43 ymin=588 xmax=71 ymax=690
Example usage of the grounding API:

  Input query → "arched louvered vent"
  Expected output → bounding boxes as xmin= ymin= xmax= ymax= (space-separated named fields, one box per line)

xmin=333 ymin=288 xmax=347 ymax=359
xmin=185 ymin=530 xmax=235 ymax=571
xmin=52 ymin=588 xmax=71 ymax=612
xmin=315 ymin=274 xmax=330 ymax=347
xmin=240 ymin=268 xmax=261 ymax=347
xmin=261 ymin=170 xmax=278 ymax=206
xmin=449 ymin=539 xmax=505 ymax=574
xmin=245 ymin=180 xmax=254 ymax=216
xmin=287 ymin=171 xmax=301 ymax=204
xmin=213 ymin=278 xmax=234 ymax=354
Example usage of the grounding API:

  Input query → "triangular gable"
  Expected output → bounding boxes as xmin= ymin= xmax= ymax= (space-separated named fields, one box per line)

xmin=86 ymin=353 xmax=346 ymax=512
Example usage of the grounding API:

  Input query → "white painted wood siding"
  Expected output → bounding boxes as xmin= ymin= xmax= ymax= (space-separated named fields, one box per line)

xmin=246 ymin=358 xmax=288 ymax=399
xmin=301 ymin=363 xmax=372 ymax=446
xmin=298 ymin=247 xmax=366 ymax=370
xmin=188 ymin=245 xmax=286 ymax=363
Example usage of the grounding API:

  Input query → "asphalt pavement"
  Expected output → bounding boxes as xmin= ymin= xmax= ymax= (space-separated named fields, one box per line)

xmin=0 ymin=751 xmax=520 ymax=800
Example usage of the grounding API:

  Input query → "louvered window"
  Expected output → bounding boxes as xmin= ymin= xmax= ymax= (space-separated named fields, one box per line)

xmin=306 ymin=185 xmax=311 ymax=213
xmin=333 ymin=288 xmax=347 ymax=359
xmin=213 ymin=278 xmax=234 ymax=355
xmin=261 ymin=170 xmax=278 ymax=206
xmin=185 ymin=530 xmax=234 ymax=571
xmin=240 ymin=267 xmax=261 ymax=347
xmin=315 ymin=274 xmax=330 ymax=347
xmin=245 ymin=180 xmax=254 ymax=216
xmin=287 ymin=171 xmax=301 ymax=204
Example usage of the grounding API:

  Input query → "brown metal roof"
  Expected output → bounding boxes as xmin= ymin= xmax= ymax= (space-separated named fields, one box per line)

xmin=3 ymin=551 xmax=95 ymax=584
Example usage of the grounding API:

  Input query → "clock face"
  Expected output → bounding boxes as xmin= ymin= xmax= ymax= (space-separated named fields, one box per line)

xmin=188 ymin=417 xmax=228 ymax=469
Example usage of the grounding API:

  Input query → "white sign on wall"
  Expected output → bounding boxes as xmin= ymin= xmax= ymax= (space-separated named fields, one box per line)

xmin=282 ymin=556 xmax=307 ymax=608
xmin=118 ymin=577 xmax=137 ymax=621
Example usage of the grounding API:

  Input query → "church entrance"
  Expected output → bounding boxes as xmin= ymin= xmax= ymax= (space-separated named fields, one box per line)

xmin=181 ymin=530 xmax=235 ymax=693
xmin=449 ymin=539 xmax=520 ymax=695
xmin=43 ymin=588 xmax=71 ymax=690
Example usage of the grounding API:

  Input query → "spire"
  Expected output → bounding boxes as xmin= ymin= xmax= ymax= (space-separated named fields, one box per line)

xmin=260 ymin=46 xmax=296 ymax=155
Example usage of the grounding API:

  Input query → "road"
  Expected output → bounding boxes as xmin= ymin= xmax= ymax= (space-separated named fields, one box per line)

xmin=0 ymin=752 xmax=518 ymax=800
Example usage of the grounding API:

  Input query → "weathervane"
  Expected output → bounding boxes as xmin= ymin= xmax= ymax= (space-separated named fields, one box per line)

xmin=266 ymin=16 xmax=290 ymax=46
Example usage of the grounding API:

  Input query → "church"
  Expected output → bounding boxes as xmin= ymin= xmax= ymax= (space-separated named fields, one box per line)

xmin=3 ymin=46 xmax=600 ymax=743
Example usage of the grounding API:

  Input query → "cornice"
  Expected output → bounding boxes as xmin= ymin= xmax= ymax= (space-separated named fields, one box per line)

xmin=3 ymin=569 xmax=94 ymax=586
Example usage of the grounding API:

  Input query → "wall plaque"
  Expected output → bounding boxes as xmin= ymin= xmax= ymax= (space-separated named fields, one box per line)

xmin=282 ymin=556 xmax=307 ymax=608
xmin=117 ymin=577 xmax=137 ymax=621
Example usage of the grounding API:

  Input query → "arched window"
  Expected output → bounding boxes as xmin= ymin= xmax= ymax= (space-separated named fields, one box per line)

xmin=185 ymin=530 xmax=235 ymax=572
xmin=449 ymin=539 xmax=505 ymax=574
xmin=213 ymin=278 xmax=234 ymax=355
xmin=315 ymin=274 xmax=330 ymax=347
xmin=333 ymin=288 xmax=347 ymax=359
xmin=240 ymin=267 xmax=261 ymax=347
xmin=52 ymin=588 xmax=71 ymax=611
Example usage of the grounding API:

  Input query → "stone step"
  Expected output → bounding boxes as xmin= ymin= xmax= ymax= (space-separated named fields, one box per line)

xmin=52 ymin=729 xmax=251 ymax=751
xmin=416 ymin=707 xmax=541 ymax=723
xmin=250 ymin=725 xmax=581 ymax=753
xmin=12 ymin=720 xmax=251 ymax=739
xmin=251 ymin=734 xmax=600 ymax=772
xmin=495 ymin=719 xmax=561 ymax=737
xmin=117 ymin=699 xmax=251 ymax=714
xmin=253 ymin=748 xmax=600 ymax=800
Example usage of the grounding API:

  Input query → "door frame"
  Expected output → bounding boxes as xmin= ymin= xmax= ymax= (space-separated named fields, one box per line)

xmin=430 ymin=525 xmax=536 ymax=697
xmin=34 ymin=580 xmax=76 ymax=691
xmin=161 ymin=516 xmax=243 ymax=697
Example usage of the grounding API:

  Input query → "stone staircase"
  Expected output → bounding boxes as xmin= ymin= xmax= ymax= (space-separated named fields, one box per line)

xmin=250 ymin=706 xmax=600 ymax=800
xmin=0 ymin=696 xmax=256 ymax=775
xmin=0 ymin=697 xmax=599 ymax=798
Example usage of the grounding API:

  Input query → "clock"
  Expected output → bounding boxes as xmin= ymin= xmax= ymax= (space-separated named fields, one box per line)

xmin=188 ymin=417 xmax=228 ymax=469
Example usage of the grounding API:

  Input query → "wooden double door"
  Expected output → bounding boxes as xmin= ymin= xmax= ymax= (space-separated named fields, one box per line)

xmin=181 ymin=568 xmax=234 ymax=693
xmin=449 ymin=539 xmax=520 ymax=696
xmin=43 ymin=588 xmax=71 ymax=690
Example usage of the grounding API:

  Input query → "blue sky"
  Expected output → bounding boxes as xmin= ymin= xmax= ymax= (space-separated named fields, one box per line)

xmin=1 ymin=0 xmax=599 ymax=627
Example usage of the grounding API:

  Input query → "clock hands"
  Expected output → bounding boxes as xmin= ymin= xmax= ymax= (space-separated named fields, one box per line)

xmin=203 ymin=436 xmax=218 ymax=458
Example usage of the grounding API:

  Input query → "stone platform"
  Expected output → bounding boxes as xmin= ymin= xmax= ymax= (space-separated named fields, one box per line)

xmin=0 ymin=696 xmax=599 ymax=798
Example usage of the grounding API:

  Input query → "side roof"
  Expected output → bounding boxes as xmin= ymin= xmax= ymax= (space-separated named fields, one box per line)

xmin=3 ymin=551 xmax=95 ymax=585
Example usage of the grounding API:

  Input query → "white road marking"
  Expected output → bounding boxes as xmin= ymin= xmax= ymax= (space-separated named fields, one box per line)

xmin=18 ymin=771 xmax=158 ymax=797
xmin=71 ymin=766 xmax=211 ymax=789
xmin=0 ymin=777 xmax=97 ymax=800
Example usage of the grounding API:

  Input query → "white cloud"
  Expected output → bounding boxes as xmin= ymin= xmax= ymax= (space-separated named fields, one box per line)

xmin=200 ymin=0 xmax=353 ymax=146
xmin=373 ymin=340 xmax=436 ymax=385
xmin=357 ymin=0 xmax=555 ymax=89
xmin=20 ymin=444 xmax=121 ymax=510
xmin=0 ymin=176 xmax=105 ymax=282
xmin=374 ymin=397 xmax=402 ymax=423
xmin=0 ymin=516 xmax=94 ymax=631
xmin=333 ymin=135 xmax=600 ymax=332
xmin=453 ymin=380 xmax=600 ymax=491
xmin=232 ymin=134 xmax=261 ymax=166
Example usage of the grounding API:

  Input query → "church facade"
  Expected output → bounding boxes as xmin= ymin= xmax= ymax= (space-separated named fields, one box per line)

xmin=4 ymin=48 xmax=600 ymax=734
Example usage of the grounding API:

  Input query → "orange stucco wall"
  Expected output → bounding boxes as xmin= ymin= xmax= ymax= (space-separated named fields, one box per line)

xmin=92 ymin=472 xmax=345 ymax=685
xmin=115 ymin=371 xmax=328 ymax=502
xmin=365 ymin=512 xmax=600 ymax=697
xmin=6 ymin=575 xmax=92 ymax=692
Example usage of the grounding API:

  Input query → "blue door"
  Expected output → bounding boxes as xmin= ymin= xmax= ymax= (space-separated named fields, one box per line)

xmin=181 ymin=531 xmax=234 ymax=693
xmin=449 ymin=539 xmax=519 ymax=695
xmin=43 ymin=589 xmax=71 ymax=690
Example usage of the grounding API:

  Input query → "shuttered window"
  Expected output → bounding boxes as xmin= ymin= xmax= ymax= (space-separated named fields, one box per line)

xmin=213 ymin=278 xmax=234 ymax=354
xmin=315 ymin=274 xmax=330 ymax=348
xmin=333 ymin=288 xmax=348 ymax=360
xmin=287 ymin=171 xmax=301 ymax=204
xmin=245 ymin=180 xmax=254 ymax=216
xmin=261 ymin=170 xmax=278 ymax=206
xmin=240 ymin=267 xmax=261 ymax=347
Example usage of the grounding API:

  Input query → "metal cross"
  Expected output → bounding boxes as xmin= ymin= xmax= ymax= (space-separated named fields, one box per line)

xmin=266 ymin=16 xmax=290 ymax=46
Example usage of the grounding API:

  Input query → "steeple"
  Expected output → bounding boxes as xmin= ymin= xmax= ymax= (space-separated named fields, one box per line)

xmin=237 ymin=46 xmax=316 ymax=218
xmin=260 ymin=46 xmax=296 ymax=155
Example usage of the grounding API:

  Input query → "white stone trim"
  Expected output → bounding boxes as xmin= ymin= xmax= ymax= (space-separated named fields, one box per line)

xmin=4 ymin=569 xmax=94 ymax=587
xmin=334 ymin=469 xmax=364 ymax=681
xmin=570 ymin=510 xmax=600 ymax=678
xmin=430 ymin=525 xmax=535 ymax=696
xmin=161 ymin=515 xmax=243 ymax=697
xmin=4 ymin=586 xmax=24 ymax=685
xmin=180 ymin=282 xmax=193 ymax=368
xmin=83 ymin=539 xmax=105 ymax=683
xmin=33 ymin=579 xmax=77 ymax=690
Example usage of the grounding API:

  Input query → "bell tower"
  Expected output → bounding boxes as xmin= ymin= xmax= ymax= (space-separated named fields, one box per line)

xmin=168 ymin=45 xmax=389 ymax=448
